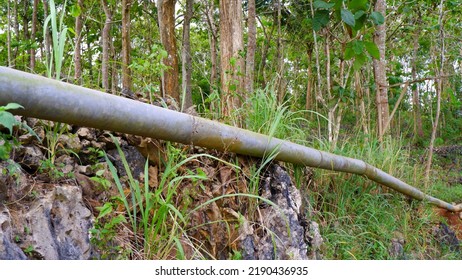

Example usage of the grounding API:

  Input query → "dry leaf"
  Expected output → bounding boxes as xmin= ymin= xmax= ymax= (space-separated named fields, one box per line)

xmin=148 ymin=165 xmax=158 ymax=188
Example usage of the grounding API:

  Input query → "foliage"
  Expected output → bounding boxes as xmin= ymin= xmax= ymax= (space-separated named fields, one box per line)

xmin=43 ymin=0 xmax=68 ymax=80
xmin=0 ymin=103 xmax=38 ymax=160
xmin=312 ymin=134 xmax=457 ymax=259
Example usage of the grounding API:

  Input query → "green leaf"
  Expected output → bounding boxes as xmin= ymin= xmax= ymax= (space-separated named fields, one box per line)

xmin=344 ymin=45 xmax=355 ymax=60
xmin=354 ymin=10 xmax=366 ymax=19
xmin=370 ymin=11 xmax=385 ymax=25
xmin=341 ymin=9 xmax=355 ymax=27
xmin=353 ymin=53 xmax=367 ymax=71
xmin=348 ymin=0 xmax=368 ymax=12
xmin=70 ymin=4 xmax=81 ymax=18
xmin=352 ymin=40 xmax=364 ymax=55
xmin=96 ymin=202 xmax=113 ymax=220
xmin=0 ymin=143 xmax=11 ymax=160
xmin=313 ymin=0 xmax=334 ymax=9
xmin=1 ymin=103 xmax=23 ymax=111
xmin=313 ymin=10 xmax=330 ymax=31
xmin=0 ymin=111 xmax=19 ymax=135
xmin=364 ymin=41 xmax=380 ymax=59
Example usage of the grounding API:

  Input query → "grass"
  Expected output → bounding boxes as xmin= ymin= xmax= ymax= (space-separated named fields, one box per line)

xmin=308 ymin=135 xmax=460 ymax=259
xmin=235 ymin=86 xmax=460 ymax=259
xmin=43 ymin=0 xmax=68 ymax=80
xmin=98 ymin=135 xmax=287 ymax=259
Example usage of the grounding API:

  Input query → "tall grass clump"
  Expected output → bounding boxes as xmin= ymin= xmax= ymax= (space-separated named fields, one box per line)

xmin=103 ymin=138 xmax=209 ymax=259
xmin=241 ymin=84 xmax=310 ymax=145
xmin=101 ymin=136 xmax=270 ymax=259
xmin=309 ymin=134 xmax=453 ymax=259
xmin=43 ymin=0 xmax=68 ymax=80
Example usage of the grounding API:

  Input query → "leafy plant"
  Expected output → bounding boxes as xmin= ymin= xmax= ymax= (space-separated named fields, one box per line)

xmin=43 ymin=0 xmax=68 ymax=80
xmin=0 ymin=103 xmax=38 ymax=160
xmin=103 ymin=136 xmax=217 ymax=258
xmin=90 ymin=202 xmax=129 ymax=259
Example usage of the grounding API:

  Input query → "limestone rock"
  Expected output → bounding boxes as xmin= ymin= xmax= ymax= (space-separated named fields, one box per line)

xmin=0 ymin=206 xmax=27 ymax=260
xmin=58 ymin=134 xmax=83 ymax=153
xmin=20 ymin=185 xmax=93 ymax=259
xmin=107 ymin=145 xmax=146 ymax=179
xmin=16 ymin=145 xmax=44 ymax=171
xmin=240 ymin=163 xmax=318 ymax=260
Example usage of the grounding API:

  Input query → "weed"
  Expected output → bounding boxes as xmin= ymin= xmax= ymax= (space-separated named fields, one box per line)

xmin=89 ymin=202 xmax=130 ymax=259
xmin=43 ymin=0 xmax=68 ymax=80
xmin=90 ymin=169 xmax=111 ymax=191
xmin=0 ymin=103 xmax=38 ymax=160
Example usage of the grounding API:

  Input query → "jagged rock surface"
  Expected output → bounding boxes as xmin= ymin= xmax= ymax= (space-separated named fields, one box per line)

xmin=240 ymin=164 xmax=322 ymax=260
xmin=0 ymin=206 xmax=27 ymax=260
xmin=0 ymin=185 xmax=93 ymax=260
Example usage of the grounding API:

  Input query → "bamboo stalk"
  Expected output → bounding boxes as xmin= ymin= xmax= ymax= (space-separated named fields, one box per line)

xmin=0 ymin=67 xmax=460 ymax=212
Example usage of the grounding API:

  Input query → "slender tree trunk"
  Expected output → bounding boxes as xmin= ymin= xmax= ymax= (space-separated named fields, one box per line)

xmin=86 ymin=25 xmax=93 ymax=85
xmin=23 ymin=0 xmax=30 ymax=70
xmin=325 ymin=32 xmax=334 ymax=144
xmin=257 ymin=15 xmax=275 ymax=87
xmin=12 ymin=0 xmax=19 ymax=68
xmin=30 ymin=0 xmax=38 ymax=71
xmin=101 ymin=0 xmax=112 ymax=92
xmin=356 ymin=71 xmax=369 ymax=135
xmin=182 ymin=0 xmax=194 ymax=111
xmin=305 ymin=46 xmax=313 ymax=112
xmin=245 ymin=0 xmax=257 ymax=94
xmin=411 ymin=14 xmax=424 ymax=138
xmin=121 ymin=0 xmax=132 ymax=93
xmin=373 ymin=0 xmax=389 ymax=141
xmin=111 ymin=39 xmax=118 ymax=94
xmin=158 ymin=0 xmax=180 ymax=102
xmin=74 ymin=0 xmax=84 ymax=84
xmin=425 ymin=0 xmax=445 ymax=186
xmin=7 ymin=0 xmax=12 ymax=67
xmin=219 ymin=0 xmax=245 ymax=120
xmin=205 ymin=0 xmax=218 ymax=93
xmin=276 ymin=0 xmax=284 ymax=103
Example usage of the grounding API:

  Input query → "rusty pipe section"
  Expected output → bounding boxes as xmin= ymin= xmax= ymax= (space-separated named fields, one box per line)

xmin=0 ymin=67 xmax=461 ymax=212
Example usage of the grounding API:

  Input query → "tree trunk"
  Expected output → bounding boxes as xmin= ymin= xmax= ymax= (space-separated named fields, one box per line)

xmin=158 ymin=0 xmax=180 ymax=102
xmin=245 ymin=0 xmax=256 ymax=94
xmin=86 ymin=24 xmax=93 ymax=85
xmin=7 ymin=0 xmax=12 ymax=67
xmin=276 ymin=0 xmax=284 ymax=103
xmin=74 ymin=0 xmax=84 ymax=84
xmin=22 ymin=0 xmax=30 ymax=70
xmin=219 ymin=0 xmax=245 ymax=120
xmin=205 ymin=0 xmax=218 ymax=93
xmin=121 ymin=0 xmax=132 ymax=93
xmin=30 ymin=0 xmax=39 ymax=71
xmin=258 ymin=14 xmax=275 ymax=88
xmin=181 ymin=0 xmax=194 ymax=111
xmin=43 ymin=0 xmax=52 ymax=72
xmin=373 ymin=0 xmax=389 ymax=141
xmin=12 ymin=0 xmax=19 ymax=68
xmin=425 ymin=0 xmax=445 ymax=186
xmin=101 ymin=0 xmax=112 ymax=92
xmin=356 ymin=71 xmax=368 ymax=135
xmin=305 ymin=46 xmax=313 ymax=112
xmin=411 ymin=13 xmax=424 ymax=138
xmin=110 ymin=33 xmax=118 ymax=94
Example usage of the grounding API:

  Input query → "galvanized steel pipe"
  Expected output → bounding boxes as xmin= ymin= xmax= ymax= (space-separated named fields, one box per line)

xmin=0 ymin=67 xmax=460 ymax=212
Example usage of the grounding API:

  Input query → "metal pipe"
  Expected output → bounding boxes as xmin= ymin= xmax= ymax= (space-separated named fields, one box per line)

xmin=0 ymin=67 xmax=460 ymax=212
